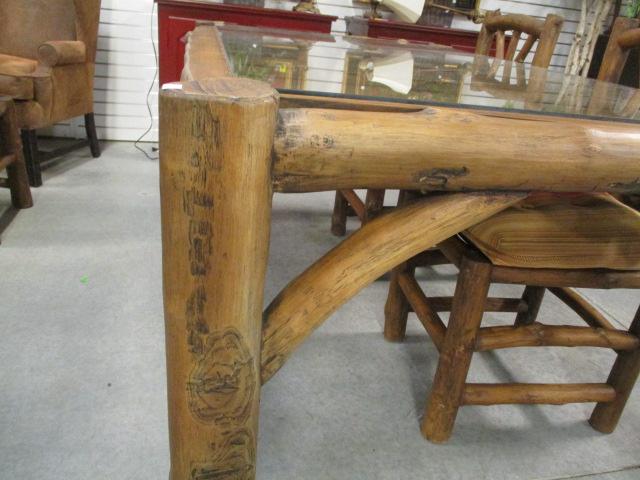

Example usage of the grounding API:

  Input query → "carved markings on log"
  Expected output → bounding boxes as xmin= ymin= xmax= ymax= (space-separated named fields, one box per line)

xmin=190 ymin=428 xmax=256 ymax=480
xmin=188 ymin=329 xmax=256 ymax=426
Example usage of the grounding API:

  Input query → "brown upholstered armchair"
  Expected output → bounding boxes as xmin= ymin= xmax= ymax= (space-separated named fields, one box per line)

xmin=0 ymin=0 xmax=102 ymax=187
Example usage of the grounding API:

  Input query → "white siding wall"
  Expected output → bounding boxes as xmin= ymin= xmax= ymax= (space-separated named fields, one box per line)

xmin=58 ymin=0 xmax=626 ymax=142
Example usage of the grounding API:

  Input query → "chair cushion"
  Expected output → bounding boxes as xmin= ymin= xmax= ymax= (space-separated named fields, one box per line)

xmin=464 ymin=193 xmax=640 ymax=270
xmin=0 ymin=53 xmax=37 ymax=75
xmin=0 ymin=53 xmax=37 ymax=100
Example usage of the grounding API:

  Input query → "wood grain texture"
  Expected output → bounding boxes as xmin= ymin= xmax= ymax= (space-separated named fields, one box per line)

xmin=160 ymin=77 xmax=278 ymax=480
xmin=464 ymin=194 xmax=640 ymax=270
xmin=260 ymin=192 xmax=526 ymax=383
xmin=272 ymin=107 xmax=640 ymax=194
xmin=462 ymin=383 xmax=616 ymax=406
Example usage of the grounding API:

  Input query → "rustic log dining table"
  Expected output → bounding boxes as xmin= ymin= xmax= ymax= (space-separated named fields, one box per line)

xmin=159 ymin=24 xmax=640 ymax=480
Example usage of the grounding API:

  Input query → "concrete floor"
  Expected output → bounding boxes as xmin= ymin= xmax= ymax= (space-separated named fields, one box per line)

xmin=0 ymin=141 xmax=638 ymax=480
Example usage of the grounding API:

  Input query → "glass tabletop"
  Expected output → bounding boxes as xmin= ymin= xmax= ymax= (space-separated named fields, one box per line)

xmin=214 ymin=23 xmax=640 ymax=124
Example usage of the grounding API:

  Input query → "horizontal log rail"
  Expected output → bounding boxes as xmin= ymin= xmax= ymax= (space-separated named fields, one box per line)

xmin=420 ymin=296 xmax=526 ymax=313
xmin=483 ymin=13 xmax=546 ymax=36
xmin=260 ymin=192 xmax=526 ymax=383
xmin=491 ymin=266 xmax=640 ymax=289
xmin=462 ymin=383 xmax=616 ymax=405
xmin=272 ymin=107 xmax=640 ymax=194
xmin=475 ymin=323 xmax=640 ymax=352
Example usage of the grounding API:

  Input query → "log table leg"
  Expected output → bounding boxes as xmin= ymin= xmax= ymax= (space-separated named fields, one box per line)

xmin=159 ymin=78 xmax=278 ymax=480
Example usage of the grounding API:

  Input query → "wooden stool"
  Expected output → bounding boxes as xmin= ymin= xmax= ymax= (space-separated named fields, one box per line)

xmin=0 ymin=97 xmax=32 ymax=211
xmin=385 ymin=193 xmax=640 ymax=443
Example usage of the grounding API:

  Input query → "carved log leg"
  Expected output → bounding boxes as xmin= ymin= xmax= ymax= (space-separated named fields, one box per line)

xmin=422 ymin=252 xmax=492 ymax=443
xmin=590 ymin=305 xmax=640 ymax=433
xmin=514 ymin=286 xmax=545 ymax=326
xmin=331 ymin=190 xmax=348 ymax=236
xmin=159 ymin=78 xmax=278 ymax=480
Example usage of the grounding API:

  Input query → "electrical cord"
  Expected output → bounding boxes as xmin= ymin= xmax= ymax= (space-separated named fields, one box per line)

xmin=134 ymin=1 xmax=159 ymax=160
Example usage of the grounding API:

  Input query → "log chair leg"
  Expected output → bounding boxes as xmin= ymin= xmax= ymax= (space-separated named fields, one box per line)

xmin=1 ymin=102 xmax=32 ymax=208
xmin=331 ymin=190 xmax=348 ymax=236
xmin=590 ymin=305 xmax=640 ymax=433
xmin=159 ymin=78 xmax=278 ymax=480
xmin=21 ymin=129 xmax=42 ymax=187
xmin=363 ymin=188 xmax=386 ymax=223
xmin=422 ymin=252 xmax=492 ymax=443
xmin=384 ymin=264 xmax=414 ymax=342
xmin=514 ymin=286 xmax=545 ymax=326
xmin=84 ymin=113 xmax=101 ymax=158
xmin=383 ymin=190 xmax=420 ymax=342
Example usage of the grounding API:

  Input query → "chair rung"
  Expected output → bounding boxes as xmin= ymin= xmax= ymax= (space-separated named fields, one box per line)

xmin=475 ymin=323 xmax=639 ymax=352
xmin=462 ymin=383 xmax=616 ymax=406
xmin=425 ymin=296 xmax=526 ymax=313
xmin=397 ymin=272 xmax=446 ymax=350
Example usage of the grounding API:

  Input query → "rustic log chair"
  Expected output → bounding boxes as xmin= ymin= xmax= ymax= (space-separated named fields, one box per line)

xmin=385 ymin=190 xmax=640 ymax=443
xmin=0 ymin=97 xmax=32 ymax=214
xmin=0 ymin=0 xmax=102 ymax=187
xmin=329 ymin=10 xmax=564 ymax=237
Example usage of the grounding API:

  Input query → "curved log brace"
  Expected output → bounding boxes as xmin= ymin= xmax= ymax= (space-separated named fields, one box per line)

xmin=260 ymin=192 xmax=526 ymax=383
xmin=272 ymin=107 xmax=640 ymax=194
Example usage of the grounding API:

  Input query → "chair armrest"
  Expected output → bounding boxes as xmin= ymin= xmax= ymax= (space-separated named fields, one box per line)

xmin=37 ymin=41 xmax=86 ymax=67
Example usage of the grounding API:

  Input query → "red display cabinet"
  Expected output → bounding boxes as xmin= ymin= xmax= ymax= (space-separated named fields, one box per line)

xmin=156 ymin=0 xmax=337 ymax=85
